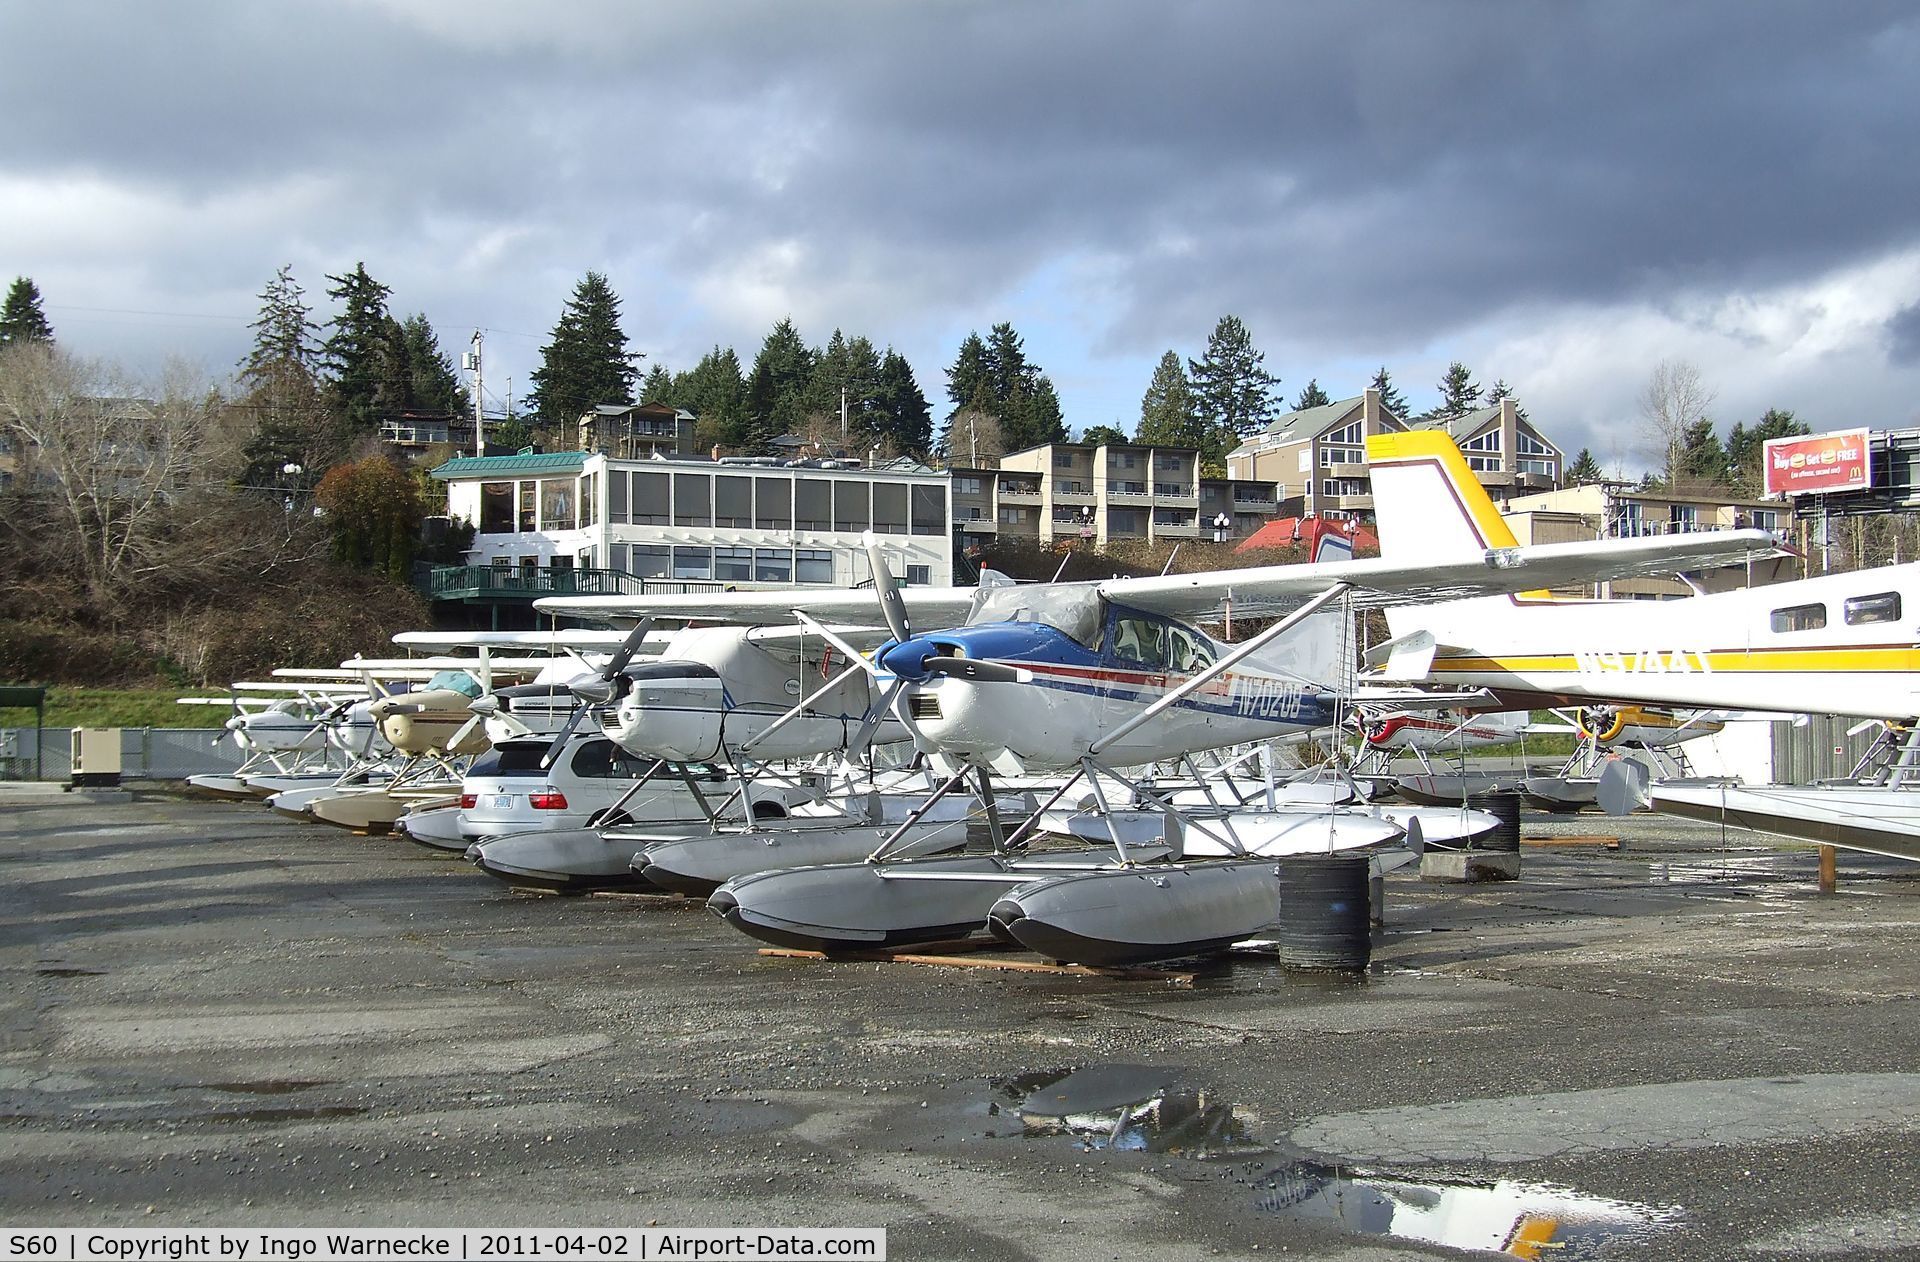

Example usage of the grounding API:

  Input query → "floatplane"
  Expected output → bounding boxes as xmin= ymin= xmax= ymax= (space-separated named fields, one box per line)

xmin=391 ymin=621 xmax=980 ymax=892
xmin=535 ymin=436 xmax=1775 ymax=965
xmin=1363 ymin=429 xmax=1920 ymax=859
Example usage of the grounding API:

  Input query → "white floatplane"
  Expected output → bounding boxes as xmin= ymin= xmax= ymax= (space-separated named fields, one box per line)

xmin=535 ymin=436 xmax=1774 ymax=964
xmin=1364 ymin=429 xmax=1920 ymax=856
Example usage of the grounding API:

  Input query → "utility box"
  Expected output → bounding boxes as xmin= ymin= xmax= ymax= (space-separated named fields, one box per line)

xmin=70 ymin=727 xmax=123 ymax=787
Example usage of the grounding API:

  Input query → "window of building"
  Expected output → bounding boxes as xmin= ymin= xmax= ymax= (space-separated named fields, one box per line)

xmin=910 ymin=484 xmax=946 ymax=536
xmin=1749 ymin=508 xmax=1781 ymax=531
xmin=539 ymin=479 xmax=575 ymax=530
xmin=578 ymin=473 xmax=597 ymax=528
xmin=1516 ymin=431 xmax=1555 ymax=457
xmin=795 ymin=548 xmax=833 ymax=583
xmin=954 ymin=476 xmax=983 ymax=495
xmin=519 ymin=554 xmax=538 ymax=576
xmin=480 ymin=481 xmax=515 ymax=534
xmin=1669 ymin=505 xmax=1699 ymax=530
xmin=1463 ymin=431 xmax=1502 ymax=453
xmin=756 ymin=477 xmax=792 ymax=529
xmin=607 ymin=470 xmax=628 ymax=524
xmin=607 ymin=543 xmax=627 ymax=573
xmin=549 ymin=555 xmax=573 ymax=571
xmin=754 ymin=548 xmax=793 ymax=583
xmin=1518 ymin=459 xmax=1556 ymax=476
xmin=1055 ymin=451 xmax=1075 ymax=468
xmin=905 ymin=564 xmax=931 ymax=585
xmin=1108 ymin=509 xmax=1145 ymax=535
xmin=794 ymin=478 xmax=831 ymax=530
xmin=999 ymin=507 xmax=1026 ymax=525
xmin=1845 ymin=592 xmax=1901 ymax=625
xmin=714 ymin=546 xmax=753 ymax=582
xmin=715 ymin=475 xmax=752 ymax=527
xmin=673 ymin=473 xmax=711 ymax=527
xmin=1112 ymin=480 xmax=1146 ymax=495
xmin=672 ymin=546 xmax=712 ymax=580
xmin=1320 ymin=478 xmax=1367 ymax=497
xmin=630 ymin=546 xmax=670 ymax=579
xmin=1319 ymin=445 xmax=1365 ymax=466
xmin=631 ymin=472 xmax=668 ymax=525
xmin=872 ymin=482 xmax=908 ymax=534
xmin=1467 ymin=456 xmax=1500 ymax=472
xmin=1114 ymin=452 xmax=1136 ymax=468
xmin=833 ymin=481 xmax=870 ymax=532
xmin=1770 ymin=602 xmax=1826 ymax=633
xmin=518 ymin=482 xmax=536 ymax=532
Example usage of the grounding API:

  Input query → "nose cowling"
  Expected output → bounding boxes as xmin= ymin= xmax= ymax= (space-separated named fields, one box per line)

xmin=878 ymin=637 xmax=940 ymax=681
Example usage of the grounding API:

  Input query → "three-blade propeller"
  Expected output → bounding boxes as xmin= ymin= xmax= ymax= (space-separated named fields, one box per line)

xmin=539 ymin=616 xmax=653 ymax=768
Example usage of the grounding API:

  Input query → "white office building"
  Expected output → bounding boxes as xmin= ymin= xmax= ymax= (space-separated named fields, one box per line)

xmin=435 ymin=450 xmax=953 ymax=589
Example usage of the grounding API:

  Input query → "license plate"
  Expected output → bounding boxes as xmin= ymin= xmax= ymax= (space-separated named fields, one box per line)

xmin=489 ymin=794 xmax=515 ymax=810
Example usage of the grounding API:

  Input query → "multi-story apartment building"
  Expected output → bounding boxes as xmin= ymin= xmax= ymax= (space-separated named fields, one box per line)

xmin=1504 ymin=482 xmax=1794 ymax=596
xmin=431 ymin=450 xmax=952 ymax=625
xmin=1228 ymin=390 xmax=1566 ymax=516
xmin=951 ymin=442 xmax=1277 ymax=555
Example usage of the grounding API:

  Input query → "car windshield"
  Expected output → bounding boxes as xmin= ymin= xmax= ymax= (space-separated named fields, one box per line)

xmin=965 ymin=582 xmax=1104 ymax=648
xmin=468 ymin=742 xmax=550 ymax=778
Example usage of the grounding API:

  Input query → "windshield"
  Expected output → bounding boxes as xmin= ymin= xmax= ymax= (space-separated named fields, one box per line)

xmin=966 ymin=582 xmax=1104 ymax=648
xmin=426 ymin=669 xmax=484 ymax=698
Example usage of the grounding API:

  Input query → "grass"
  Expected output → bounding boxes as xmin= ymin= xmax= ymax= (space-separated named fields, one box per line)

xmin=2 ymin=688 xmax=223 ymax=732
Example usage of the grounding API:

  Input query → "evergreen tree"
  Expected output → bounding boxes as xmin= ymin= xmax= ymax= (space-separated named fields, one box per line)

xmin=810 ymin=330 xmax=886 ymax=442
xmin=1187 ymin=315 xmax=1279 ymax=465
xmin=874 ymin=349 xmax=931 ymax=455
xmin=320 ymin=262 xmax=397 ymax=433
xmin=938 ymin=332 xmax=991 ymax=456
xmin=0 ymin=276 xmax=54 ymax=347
xmin=640 ymin=363 xmax=676 ymax=405
xmin=1368 ymin=365 xmax=1409 ymax=419
xmin=237 ymin=265 xmax=331 ymax=488
xmin=1004 ymin=373 xmax=1067 ymax=451
xmin=1429 ymin=361 xmax=1481 ymax=419
xmin=1290 ymin=378 xmax=1331 ymax=411
xmin=743 ymin=318 xmax=814 ymax=448
xmin=396 ymin=314 xmax=470 ymax=415
xmin=1482 ymin=376 xmax=1530 ymax=422
xmin=526 ymin=271 xmax=639 ymax=425
xmin=1135 ymin=350 xmax=1204 ymax=448
xmin=1080 ymin=424 xmax=1128 ymax=446
xmin=1675 ymin=417 xmax=1731 ymax=489
xmin=1726 ymin=407 xmax=1810 ymax=495
xmin=677 ymin=346 xmax=748 ymax=447
xmin=1566 ymin=447 xmax=1604 ymax=485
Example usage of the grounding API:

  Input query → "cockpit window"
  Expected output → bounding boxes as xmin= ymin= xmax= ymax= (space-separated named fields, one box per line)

xmin=1166 ymin=627 xmax=1213 ymax=673
xmin=1111 ymin=616 xmax=1170 ymax=669
xmin=1845 ymin=592 xmax=1901 ymax=625
xmin=1769 ymin=602 xmax=1826 ymax=633
xmin=965 ymin=582 xmax=1103 ymax=647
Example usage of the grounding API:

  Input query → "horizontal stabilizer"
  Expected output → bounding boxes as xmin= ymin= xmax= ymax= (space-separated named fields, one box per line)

xmin=1363 ymin=630 xmax=1438 ymax=681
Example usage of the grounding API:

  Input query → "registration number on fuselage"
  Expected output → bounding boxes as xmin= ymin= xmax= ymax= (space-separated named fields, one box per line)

xmin=1573 ymin=648 xmax=1714 ymax=675
xmin=1233 ymin=675 xmax=1308 ymax=720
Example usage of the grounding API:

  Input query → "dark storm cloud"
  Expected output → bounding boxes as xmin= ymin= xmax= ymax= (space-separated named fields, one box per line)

xmin=3 ymin=1 xmax=1917 ymax=388
xmin=1888 ymin=302 xmax=1920 ymax=365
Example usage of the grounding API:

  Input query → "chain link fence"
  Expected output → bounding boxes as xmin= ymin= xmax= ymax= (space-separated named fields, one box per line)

xmin=0 ymin=728 xmax=247 ymax=782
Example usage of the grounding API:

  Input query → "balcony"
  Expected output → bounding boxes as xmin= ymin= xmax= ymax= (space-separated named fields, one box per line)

xmin=428 ymin=566 xmax=643 ymax=601
xmin=1152 ymin=524 xmax=1203 ymax=539
xmin=997 ymin=484 xmax=1043 ymax=502
xmin=1317 ymin=493 xmax=1375 ymax=512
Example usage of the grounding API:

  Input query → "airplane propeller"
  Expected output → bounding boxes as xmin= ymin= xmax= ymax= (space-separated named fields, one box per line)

xmin=540 ymin=616 xmax=653 ymax=769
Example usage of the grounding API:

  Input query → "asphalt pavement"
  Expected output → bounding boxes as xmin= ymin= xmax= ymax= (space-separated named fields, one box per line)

xmin=4 ymin=787 xmax=1919 ymax=1259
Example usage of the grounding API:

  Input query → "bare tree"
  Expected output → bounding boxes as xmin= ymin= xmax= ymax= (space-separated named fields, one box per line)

xmin=946 ymin=408 xmax=1004 ymax=468
xmin=0 ymin=343 xmax=245 ymax=608
xmin=1638 ymin=359 xmax=1715 ymax=487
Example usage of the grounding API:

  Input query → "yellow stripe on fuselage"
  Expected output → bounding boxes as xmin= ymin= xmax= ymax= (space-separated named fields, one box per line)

xmin=1425 ymin=644 xmax=1920 ymax=674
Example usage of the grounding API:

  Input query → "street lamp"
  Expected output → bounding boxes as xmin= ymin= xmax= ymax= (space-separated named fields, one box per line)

xmin=1079 ymin=504 xmax=1095 ymax=544
xmin=1212 ymin=511 xmax=1231 ymax=544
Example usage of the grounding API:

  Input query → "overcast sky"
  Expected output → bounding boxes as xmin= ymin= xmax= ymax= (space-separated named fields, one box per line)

xmin=5 ymin=1 xmax=1918 ymax=471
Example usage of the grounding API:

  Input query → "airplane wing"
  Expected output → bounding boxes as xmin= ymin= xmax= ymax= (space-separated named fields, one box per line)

xmin=393 ymin=629 xmax=634 ymax=650
xmin=536 ymin=586 xmax=980 ymax=629
xmin=1095 ymin=529 xmax=1783 ymax=620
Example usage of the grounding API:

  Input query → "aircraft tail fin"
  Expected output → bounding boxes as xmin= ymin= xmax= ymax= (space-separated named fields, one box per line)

xmin=1364 ymin=430 xmax=1520 ymax=565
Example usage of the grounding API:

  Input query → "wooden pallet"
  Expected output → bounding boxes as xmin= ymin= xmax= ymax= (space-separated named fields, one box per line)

xmin=755 ymin=939 xmax=1199 ymax=985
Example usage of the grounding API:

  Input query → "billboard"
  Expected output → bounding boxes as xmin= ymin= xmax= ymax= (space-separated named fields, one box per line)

xmin=1763 ymin=428 xmax=1873 ymax=496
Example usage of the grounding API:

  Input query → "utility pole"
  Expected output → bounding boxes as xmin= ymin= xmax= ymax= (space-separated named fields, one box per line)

xmin=467 ymin=330 xmax=485 ymax=458
xmin=840 ymin=387 xmax=848 ymax=446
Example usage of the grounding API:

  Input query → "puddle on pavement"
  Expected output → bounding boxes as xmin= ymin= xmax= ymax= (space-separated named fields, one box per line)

xmin=201 ymin=1080 xmax=333 ymax=1095
xmin=201 ymin=1106 xmax=368 ymax=1123
xmin=36 ymin=967 xmax=105 ymax=977
xmin=1251 ymin=1160 xmax=1683 ymax=1258
xmin=976 ymin=1065 xmax=1684 ymax=1257
xmin=984 ymin=1065 xmax=1266 ymax=1158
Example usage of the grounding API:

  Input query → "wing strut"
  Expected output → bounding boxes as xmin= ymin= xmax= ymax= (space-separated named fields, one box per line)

xmin=1089 ymin=583 xmax=1351 ymax=756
